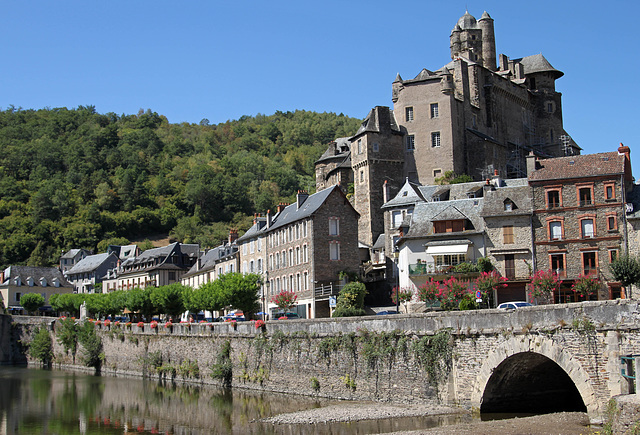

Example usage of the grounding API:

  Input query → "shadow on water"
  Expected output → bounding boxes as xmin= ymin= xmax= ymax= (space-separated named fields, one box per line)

xmin=0 ymin=366 xmax=475 ymax=434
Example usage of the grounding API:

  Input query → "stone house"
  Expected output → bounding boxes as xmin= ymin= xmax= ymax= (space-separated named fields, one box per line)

xmin=480 ymin=177 xmax=534 ymax=302
xmin=251 ymin=185 xmax=360 ymax=319
xmin=60 ymin=248 xmax=91 ymax=275
xmin=110 ymin=242 xmax=199 ymax=290
xmin=0 ymin=266 xmax=72 ymax=314
xmin=180 ymin=230 xmax=240 ymax=289
xmin=66 ymin=252 xmax=119 ymax=294
xmin=528 ymin=145 xmax=633 ymax=301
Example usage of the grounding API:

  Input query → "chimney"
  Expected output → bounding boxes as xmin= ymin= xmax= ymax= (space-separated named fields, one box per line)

xmin=499 ymin=54 xmax=508 ymax=71
xmin=266 ymin=209 xmax=272 ymax=228
xmin=618 ymin=143 xmax=631 ymax=161
xmin=526 ymin=152 xmax=537 ymax=176
xmin=228 ymin=229 xmax=238 ymax=245
xmin=296 ymin=190 xmax=309 ymax=209
xmin=253 ymin=213 xmax=258 ymax=225
xmin=491 ymin=169 xmax=503 ymax=187
xmin=277 ymin=203 xmax=286 ymax=213
xmin=514 ymin=62 xmax=525 ymax=80
xmin=383 ymin=180 xmax=390 ymax=203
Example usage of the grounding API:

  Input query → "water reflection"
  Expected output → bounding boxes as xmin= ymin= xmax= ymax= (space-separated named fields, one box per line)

xmin=0 ymin=366 xmax=468 ymax=434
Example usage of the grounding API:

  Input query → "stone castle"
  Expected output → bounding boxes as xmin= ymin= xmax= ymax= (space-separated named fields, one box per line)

xmin=315 ymin=10 xmax=580 ymax=247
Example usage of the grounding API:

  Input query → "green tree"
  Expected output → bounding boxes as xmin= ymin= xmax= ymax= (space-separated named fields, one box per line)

xmin=610 ymin=254 xmax=640 ymax=299
xmin=29 ymin=326 xmax=53 ymax=367
xmin=78 ymin=321 xmax=103 ymax=372
xmin=218 ymin=273 xmax=261 ymax=318
xmin=332 ymin=282 xmax=368 ymax=317
xmin=125 ymin=287 xmax=155 ymax=321
xmin=20 ymin=293 xmax=45 ymax=314
xmin=150 ymin=284 xmax=188 ymax=320
xmin=56 ymin=317 xmax=79 ymax=363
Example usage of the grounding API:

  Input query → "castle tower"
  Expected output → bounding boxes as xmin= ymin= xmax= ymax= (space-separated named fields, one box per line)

xmin=478 ymin=11 xmax=496 ymax=71
xmin=450 ymin=11 xmax=483 ymax=64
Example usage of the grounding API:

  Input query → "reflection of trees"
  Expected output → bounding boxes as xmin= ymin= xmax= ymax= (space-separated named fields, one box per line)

xmin=209 ymin=389 xmax=234 ymax=433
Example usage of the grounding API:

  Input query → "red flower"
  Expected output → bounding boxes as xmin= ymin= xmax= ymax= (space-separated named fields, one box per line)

xmin=150 ymin=321 xmax=158 ymax=329
xmin=137 ymin=321 xmax=144 ymax=328
xmin=255 ymin=319 xmax=265 ymax=329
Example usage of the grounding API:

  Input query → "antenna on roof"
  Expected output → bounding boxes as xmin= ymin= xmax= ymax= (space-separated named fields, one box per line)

xmin=561 ymin=134 xmax=573 ymax=156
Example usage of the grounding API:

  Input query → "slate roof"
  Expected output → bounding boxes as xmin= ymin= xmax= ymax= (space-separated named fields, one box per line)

xmin=60 ymin=249 xmax=89 ymax=259
xmin=237 ymin=218 xmax=267 ymax=242
xmin=353 ymin=107 xmax=401 ymax=137
xmin=480 ymin=180 xmax=532 ymax=217
xmin=315 ymin=137 xmax=351 ymax=164
xmin=67 ymin=253 xmax=118 ymax=275
xmin=2 ymin=266 xmax=71 ymax=287
xmin=268 ymin=185 xmax=357 ymax=231
xmin=515 ymin=53 xmax=563 ymax=79
xmin=182 ymin=243 xmax=238 ymax=277
xmin=403 ymin=198 xmax=484 ymax=239
xmin=121 ymin=242 xmax=199 ymax=268
xmin=528 ymin=152 xmax=626 ymax=182
xmin=382 ymin=179 xmax=425 ymax=209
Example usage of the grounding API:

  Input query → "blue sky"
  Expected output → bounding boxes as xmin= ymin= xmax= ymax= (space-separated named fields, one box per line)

xmin=2 ymin=1 xmax=638 ymax=169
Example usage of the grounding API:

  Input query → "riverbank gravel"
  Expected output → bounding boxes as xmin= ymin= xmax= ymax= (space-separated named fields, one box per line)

xmin=263 ymin=403 xmax=598 ymax=434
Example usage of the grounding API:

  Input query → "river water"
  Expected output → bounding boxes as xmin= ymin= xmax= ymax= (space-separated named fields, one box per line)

xmin=0 ymin=366 xmax=474 ymax=435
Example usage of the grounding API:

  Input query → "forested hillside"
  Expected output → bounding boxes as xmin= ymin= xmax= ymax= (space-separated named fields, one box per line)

xmin=0 ymin=106 xmax=362 ymax=268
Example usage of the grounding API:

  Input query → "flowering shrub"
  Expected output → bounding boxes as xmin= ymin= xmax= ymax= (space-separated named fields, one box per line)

xmin=150 ymin=320 xmax=158 ymax=329
xmin=104 ymin=320 xmax=111 ymax=327
xmin=437 ymin=277 xmax=472 ymax=310
xmin=271 ymin=290 xmax=297 ymax=312
xmin=391 ymin=286 xmax=413 ymax=306
xmin=113 ymin=321 xmax=120 ymax=327
xmin=417 ymin=278 xmax=441 ymax=305
xmin=225 ymin=319 xmax=237 ymax=327
xmin=95 ymin=320 xmax=102 ymax=326
xmin=529 ymin=270 xmax=561 ymax=303
xmin=136 ymin=321 xmax=144 ymax=328
xmin=165 ymin=321 xmax=173 ymax=328
xmin=572 ymin=274 xmax=600 ymax=299
xmin=278 ymin=316 xmax=288 ymax=320
xmin=255 ymin=319 xmax=265 ymax=329
xmin=474 ymin=271 xmax=508 ymax=306
xmin=125 ymin=322 xmax=132 ymax=328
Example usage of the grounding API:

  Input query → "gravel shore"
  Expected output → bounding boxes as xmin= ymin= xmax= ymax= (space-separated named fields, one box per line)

xmin=262 ymin=402 xmax=598 ymax=434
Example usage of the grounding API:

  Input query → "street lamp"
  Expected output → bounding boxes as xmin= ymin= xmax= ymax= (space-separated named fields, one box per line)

xmin=393 ymin=248 xmax=400 ymax=313
xmin=263 ymin=271 xmax=269 ymax=321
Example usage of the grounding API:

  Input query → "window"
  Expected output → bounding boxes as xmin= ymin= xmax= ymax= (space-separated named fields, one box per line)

xmin=582 ymin=251 xmax=597 ymax=275
xmin=434 ymin=254 xmax=465 ymax=269
xmin=15 ymin=292 xmax=21 ymax=302
xmin=168 ymin=271 xmax=176 ymax=281
xmin=430 ymin=103 xmax=439 ymax=118
xmin=547 ymin=189 xmax=561 ymax=208
xmin=581 ymin=218 xmax=595 ymax=238
xmin=282 ymin=250 xmax=286 ymax=267
xmin=434 ymin=220 xmax=464 ymax=233
xmin=289 ymin=249 xmax=294 ymax=266
xmin=549 ymin=221 xmax=563 ymax=240
xmin=329 ymin=242 xmax=340 ymax=260
xmin=250 ymin=239 xmax=255 ymax=254
xmin=550 ymin=253 xmax=566 ymax=277
xmin=303 ymin=272 xmax=308 ymax=290
xmin=296 ymin=247 xmax=300 ymax=264
xmin=357 ymin=139 xmax=362 ymax=154
xmin=392 ymin=211 xmax=403 ymax=228
xmin=329 ymin=217 xmax=340 ymax=235
xmin=360 ymin=170 xmax=364 ymax=183
xmin=431 ymin=132 xmax=441 ymax=148
xmin=295 ymin=224 xmax=300 ymax=239
xmin=579 ymin=187 xmax=592 ymax=207
xmin=609 ymin=249 xmax=619 ymax=263
xmin=607 ymin=214 xmax=618 ymax=231
xmin=504 ymin=200 xmax=513 ymax=211
xmin=303 ymin=244 xmax=308 ymax=262
xmin=503 ymin=225 xmax=514 ymax=244
xmin=505 ymin=254 xmax=515 ymax=279
xmin=405 ymin=106 xmax=414 ymax=122
xmin=303 ymin=221 xmax=308 ymax=237
xmin=373 ymin=142 xmax=379 ymax=152
xmin=406 ymin=135 xmax=415 ymax=151
xmin=249 ymin=260 xmax=254 ymax=273
xmin=433 ymin=169 xmax=442 ymax=178
xmin=605 ymin=183 xmax=616 ymax=201
xmin=547 ymin=101 xmax=555 ymax=113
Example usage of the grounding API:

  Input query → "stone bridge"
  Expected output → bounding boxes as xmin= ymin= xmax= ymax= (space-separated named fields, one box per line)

xmin=7 ymin=300 xmax=640 ymax=420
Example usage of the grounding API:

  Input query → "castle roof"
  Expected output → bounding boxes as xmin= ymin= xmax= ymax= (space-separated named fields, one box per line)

xmin=516 ymin=53 xmax=564 ymax=79
xmin=456 ymin=11 xmax=478 ymax=30
xmin=353 ymin=107 xmax=401 ymax=137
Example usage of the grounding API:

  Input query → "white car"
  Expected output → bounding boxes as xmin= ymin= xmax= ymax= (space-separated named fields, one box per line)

xmin=497 ymin=301 xmax=533 ymax=310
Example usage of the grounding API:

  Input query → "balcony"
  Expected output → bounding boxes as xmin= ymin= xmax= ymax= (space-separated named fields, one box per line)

xmin=409 ymin=261 xmax=481 ymax=279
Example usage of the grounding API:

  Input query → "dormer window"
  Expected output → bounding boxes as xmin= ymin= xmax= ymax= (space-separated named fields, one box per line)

xmin=504 ymin=199 xmax=517 ymax=211
xmin=26 ymin=277 xmax=34 ymax=286
xmin=40 ymin=277 xmax=47 ymax=287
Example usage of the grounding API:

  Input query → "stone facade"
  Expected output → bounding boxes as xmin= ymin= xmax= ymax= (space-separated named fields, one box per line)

xmin=529 ymin=147 xmax=633 ymax=301
xmin=181 ymin=230 xmax=240 ymax=289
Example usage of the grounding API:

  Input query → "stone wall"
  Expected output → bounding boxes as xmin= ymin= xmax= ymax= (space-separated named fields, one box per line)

xmin=0 ymin=315 xmax=12 ymax=363
xmin=9 ymin=300 xmax=640 ymax=419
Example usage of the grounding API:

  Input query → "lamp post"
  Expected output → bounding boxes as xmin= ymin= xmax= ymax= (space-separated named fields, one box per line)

xmin=263 ymin=271 xmax=269 ymax=321
xmin=393 ymin=249 xmax=400 ymax=313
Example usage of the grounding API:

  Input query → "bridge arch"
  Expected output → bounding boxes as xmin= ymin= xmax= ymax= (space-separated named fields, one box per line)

xmin=469 ymin=335 xmax=599 ymax=416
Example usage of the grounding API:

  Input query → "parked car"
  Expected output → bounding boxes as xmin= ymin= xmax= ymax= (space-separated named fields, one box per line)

xmin=497 ymin=302 xmax=533 ymax=310
xmin=276 ymin=312 xmax=300 ymax=320
xmin=376 ymin=310 xmax=399 ymax=315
